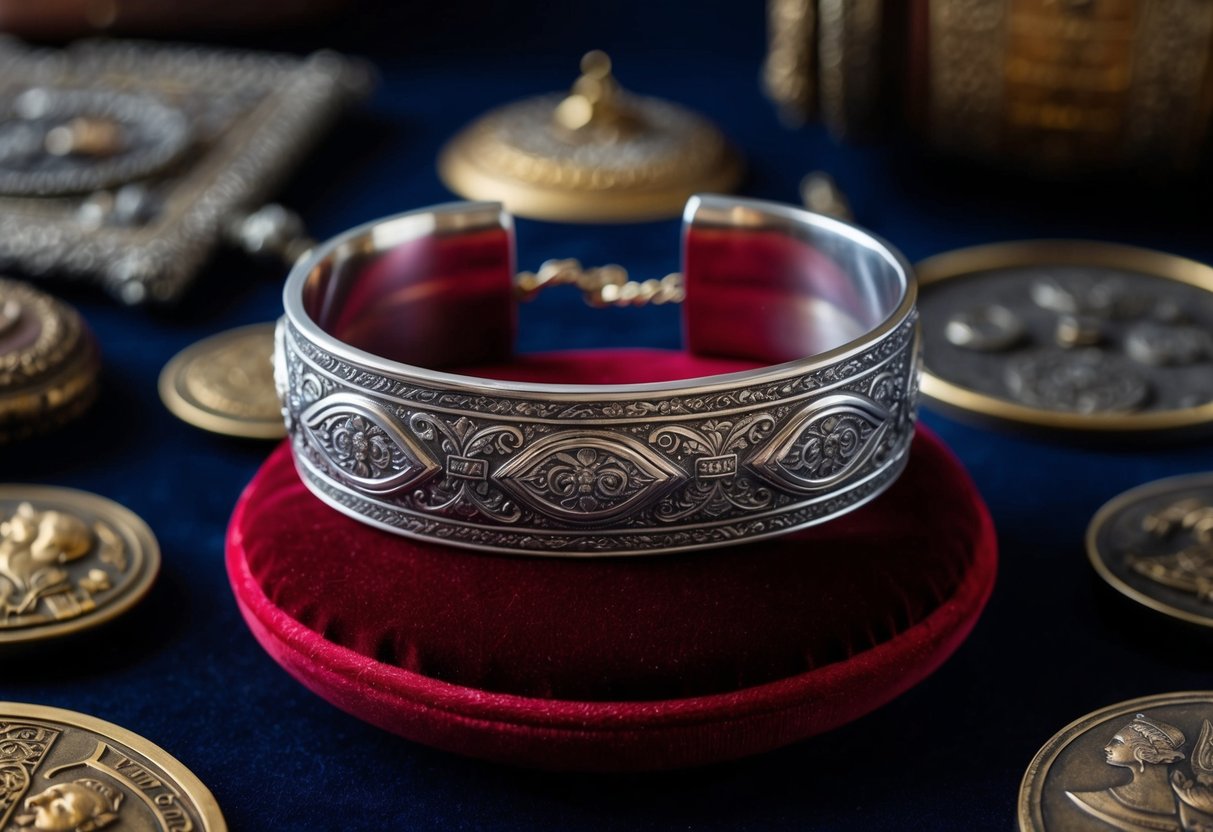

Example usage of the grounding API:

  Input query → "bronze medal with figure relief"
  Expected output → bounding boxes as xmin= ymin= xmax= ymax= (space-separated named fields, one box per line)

xmin=158 ymin=323 xmax=284 ymax=440
xmin=1087 ymin=473 xmax=1213 ymax=629
xmin=1019 ymin=692 xmax=1213 ymax=831
xmin=0 ymin=486 xmax=158 ymax=645
xmin=0 ymin=702 xmax=225 ymax=831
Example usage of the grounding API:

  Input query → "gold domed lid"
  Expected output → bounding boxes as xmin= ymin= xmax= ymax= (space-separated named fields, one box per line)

xmin=439 ymin=51 xmax=743 ymax=222
xmin=0 ymin=277 xmax=99 ymax=442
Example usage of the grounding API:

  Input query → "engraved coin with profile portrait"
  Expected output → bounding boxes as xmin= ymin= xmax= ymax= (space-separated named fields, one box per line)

xmin=1087 ymin=472 xmax=1213 ymax=629
xmin=0 ymin=702 xmax=225 ymax=830
xmin=158 ymin=323 xmax=284 ymax=440
xmin=0 ymin=485 xmax=158 ymax=645
xmin=1019 ymin=692 xmax=1213 ymax=831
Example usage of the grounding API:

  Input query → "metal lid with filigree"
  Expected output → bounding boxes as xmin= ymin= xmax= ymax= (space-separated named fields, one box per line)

xmin=0 ymin=277 xmax=98 ymax=443
xmin=438 ymin=51 xmax=743 ymax=223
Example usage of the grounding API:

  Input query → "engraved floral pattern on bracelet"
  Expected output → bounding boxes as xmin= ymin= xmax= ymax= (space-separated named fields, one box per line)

xmin=494 ymin=432 xmax=686 ymax=523
xmin=282 ymin=313 xmax=916 ymax=422
xmin=301 ymin=394 xmax=440 ymax=493
xmin=749 ymin=393 xmax=891 ymax=493
xmin=279 ymin=311 xmax=919 ymax=551
xmin=299 ymin=452 xmax=907 ymax=553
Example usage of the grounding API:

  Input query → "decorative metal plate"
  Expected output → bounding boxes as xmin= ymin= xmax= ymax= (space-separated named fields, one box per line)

xmin=0 ymin=37 xmax=370 ymax=304
xmin=917 ymin=241 xmax=1213 ymax=438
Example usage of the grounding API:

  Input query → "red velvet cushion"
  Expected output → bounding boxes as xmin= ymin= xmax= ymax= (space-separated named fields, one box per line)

xmin=227 ymin=349 xmax=996 ymax=771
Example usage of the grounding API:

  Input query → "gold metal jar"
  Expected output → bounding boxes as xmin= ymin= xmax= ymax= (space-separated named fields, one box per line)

xmin=765 ymin=0 xmax=1213 ymax=173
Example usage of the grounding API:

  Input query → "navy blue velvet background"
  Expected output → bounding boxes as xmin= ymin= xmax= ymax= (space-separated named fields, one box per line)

xmin=4 ymin=2 xmax=1213 ymax=828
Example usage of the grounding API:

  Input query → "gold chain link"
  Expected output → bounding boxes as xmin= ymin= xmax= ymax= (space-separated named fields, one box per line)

xmin=515 ymin=259 xmax=684 ymax=307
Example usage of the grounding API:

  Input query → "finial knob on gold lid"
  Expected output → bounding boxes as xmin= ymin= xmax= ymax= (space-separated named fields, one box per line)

xmin=439 ymin=51 xmax=743 ymax=223
xmin=552 ymin=50 xmax=640 ymax=138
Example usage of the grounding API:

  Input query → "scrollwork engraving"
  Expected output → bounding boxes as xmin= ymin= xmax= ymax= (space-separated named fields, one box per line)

xmin=280 ymin=311 xmax=918 ymax=553
xmin=494 ymin=431 xmax=686 ymax=523
xmin=409 ymin=414 xmax=524 ymax=522
xmin=301 ymin=394 xmax=440 ymax=494
xmin=748 ymin=393 xmax=891 ymax=494
xmin=0 ymin=723 xmax=58 ymax=826
xmin=650 ymin=414 xmax=776 ymax=521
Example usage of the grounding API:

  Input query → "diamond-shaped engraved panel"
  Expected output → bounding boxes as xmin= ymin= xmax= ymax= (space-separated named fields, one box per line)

xmin=301 ymin=393 xmax=440 ymax=494
xmin=748 ymin=393 xmax=891 ymax=494
xmin=494 ymin=431 xmax=686 ymax=523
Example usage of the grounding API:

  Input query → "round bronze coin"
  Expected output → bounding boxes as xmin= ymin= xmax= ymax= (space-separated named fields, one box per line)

xmin=917 ymin=242 xmax=1213 ymax=437
xmin=0 ymin=485 xmax=159 ymax=645
xmin=158 ymin=323 xmax=284 ymax=439
xmin=0 ymin=277 xmax=99 ymax=443
xmin=0 ymin=702 xmax=226 ymax=830
xmin=1087 ymin=472 xmax=1213 ymax=628
xmin=1019 ymin=692 xmax=1213 ymax=831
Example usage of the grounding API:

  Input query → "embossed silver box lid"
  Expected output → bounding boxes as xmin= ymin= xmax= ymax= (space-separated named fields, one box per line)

xmin=0 ymin=37 xmax=371 ymax=304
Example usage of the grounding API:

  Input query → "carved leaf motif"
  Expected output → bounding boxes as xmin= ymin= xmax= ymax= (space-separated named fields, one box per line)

xmin=301 ymin=394 xmax=440 ymax=494
xmin=494 ymin=432 xmax=686 ymax=523
xmin=748 ymin=393 xmax=891 ymax=494
xmin=0 ymin=723 xmax=58 ymax=820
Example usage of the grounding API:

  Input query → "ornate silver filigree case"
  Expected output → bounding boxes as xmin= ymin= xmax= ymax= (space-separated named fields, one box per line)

xmin=0 ymin=37 xmax=371 ymax=304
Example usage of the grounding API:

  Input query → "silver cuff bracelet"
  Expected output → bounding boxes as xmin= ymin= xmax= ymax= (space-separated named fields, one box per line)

xmin=275 ymin=195 xmax=919 ymax=556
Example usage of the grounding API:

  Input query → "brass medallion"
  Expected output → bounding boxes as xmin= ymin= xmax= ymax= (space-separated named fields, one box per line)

xmin=917 ymin=242 xmax=1213 ymax=437
xmin=0 ymin=702 xmax=225 ymax=830
xmin=0 ymin=278 xmax=98 ymax=444
xmin=1088 ymin=473 xmax=1213 ymax=629
xmin=0 ymin=486 xmax=158 ymax=645
xmin=158 ymin=323 xmax=284 ymax=440
xmin=1020 ymin=692 xmax=1213 ymax=831
xmin=439 ymin=51 xmax=742 ymax=222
